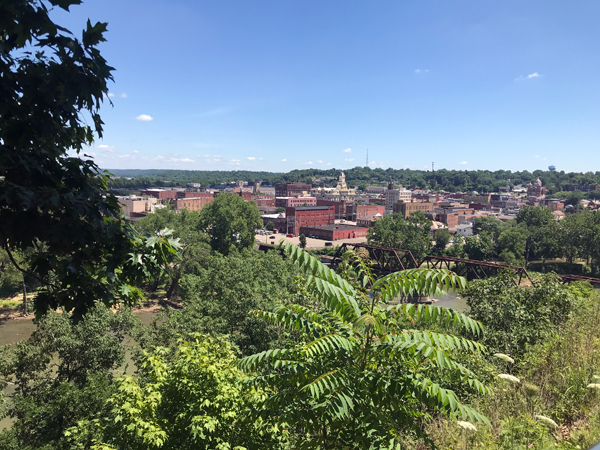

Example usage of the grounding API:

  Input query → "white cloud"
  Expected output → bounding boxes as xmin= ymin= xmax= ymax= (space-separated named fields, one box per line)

xmin=107 ymin=93 xmax=115 ymax=98
xmin=306 ymin=161 xmax=313 ymax=165
xmin=543 ymin=157 xmax=547 ymax=160
xmin=317 ymin=160 xmax=323 ymax=163
xmin=132 ymin=150 xmax=139 ymax=154
xmin=120 ymin=93 xmax=128 ymax=98
xmin=327 ymin=163 xmax=332 ymax=166
xmin=96 ymin=144 xmax=115 ymax=152
xmin=247 ymin=156 xmax=256 ymax=160
xmin=515 ymin=72 xmax=542 ymax=82
xmin=459 ymin=161 xmax=467 ymax=164
xmin=281 ymin=158 xmax=287 ymax=162
xmin=136 ymin=114 xmax=153 ymax=121
xmin=169 ymin=157 xmax=194 ymax=163
xmin=154 ymin=155 xmax=165 ymax=161
xmin=342 ymin=148 xmax=352 ymax=153
xmin=231 ymin=159 xmax=241 ymax=162
xmin=345 ymin=158 xmax=354 ymax=162
xmin=414 ymin=69 xmax=430 ymax=74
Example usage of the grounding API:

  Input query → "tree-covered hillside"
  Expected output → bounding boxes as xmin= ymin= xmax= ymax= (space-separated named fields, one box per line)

xmin=107 ymin=167 xmax=600 ymax=194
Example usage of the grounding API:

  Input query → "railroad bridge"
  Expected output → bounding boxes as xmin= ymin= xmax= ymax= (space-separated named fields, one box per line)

xmin=328 ymin=243 xmax=600 ymax=286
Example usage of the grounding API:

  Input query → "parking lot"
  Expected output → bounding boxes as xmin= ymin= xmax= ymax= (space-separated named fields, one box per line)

xmin=255 ymin=232 xmax=368 ymax=249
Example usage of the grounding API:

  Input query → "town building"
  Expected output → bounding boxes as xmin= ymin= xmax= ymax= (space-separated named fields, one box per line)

xmin=365 ymin=186 xmax=386 ymax=195
xmin=275 ymin=196 xmax=317 ymax=208
xmin=299 ymin=224 xmax=369 ymax=241
xmin=384 ymin=182 xmax=411 ymax=213
xmin=118 ymin=196 xmax=158 ymax=219
xmin=275 ymin=182 xmax=312 ymax=198
xmin=392 ymin=200 xmax=434 ymax=219
xmin=316 ymin=199 xmax=348 ymax=220
xmin=311 ymin=172 xmax=356 ymax=202
xmin=456 ymin=223 xmax=474 ymax=238
xmin=140 ymin=188 xmax=179 ymax=200
xmin=285 ymin=206 xmax=335 ymax=235
xmin=356 ymin=213 xmax=383 ymax=228
xmin=527 ymin=178 xmax=547 ymax=198
xmin=174 ymin=194 xmax=214 ymax=212
xmin=346 ymin=204 xmax=385 ymax=222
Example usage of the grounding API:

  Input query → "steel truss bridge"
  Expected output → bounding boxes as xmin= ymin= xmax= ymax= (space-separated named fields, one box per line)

xmin=329 ymin=243 xmax=600 ymax=286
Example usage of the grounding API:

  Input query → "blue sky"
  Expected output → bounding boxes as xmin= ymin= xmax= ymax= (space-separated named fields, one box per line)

xmin=57 ymin=1 xmax=600 ymax=172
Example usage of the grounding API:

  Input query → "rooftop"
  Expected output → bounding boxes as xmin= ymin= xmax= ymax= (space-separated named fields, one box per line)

xmin=300 ymin=224 xmax=369 ymax=231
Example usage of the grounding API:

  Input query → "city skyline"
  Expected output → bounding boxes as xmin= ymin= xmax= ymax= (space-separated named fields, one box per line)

xmin=54 ymin=0 xmax=600 ymax=172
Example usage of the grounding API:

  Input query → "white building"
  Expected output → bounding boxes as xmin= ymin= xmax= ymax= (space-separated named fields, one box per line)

xmin=456 ymin=223 xmax=473 ymax=238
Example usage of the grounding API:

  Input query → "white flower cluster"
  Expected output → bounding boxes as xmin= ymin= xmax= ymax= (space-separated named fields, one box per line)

xmin=493 ymin=353 xmax=515 ymax=364
xmin=457 ymin=421 xmax=477 ymax=432
xmin=535 ymin=415 xmax=558 ymax=428
xmin=497 ymin=373 xmax=520 ymax=384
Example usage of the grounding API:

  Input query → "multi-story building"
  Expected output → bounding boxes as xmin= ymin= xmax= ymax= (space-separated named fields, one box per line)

xmin=141 ymin=188 xmax=178 ymax=200
xmin=275 ymin=196 xmax=317 ymax=208
xmin=174 ymin=195 xmax=214 ymax=212
xmin=275 ymin=183 xmax=312 ymax=198
xmin=346 ymin=204 xmax=384 ymax=222
xmin=527 ymin=179 xmax=547 ymax=198
xmin=316 ymin=199 xmax=348 ymax=220
xmin=285 ymin=206 xmax=335 ymax=235
xmin=384 ymin=182 xmax=411 ymax=213
xmin=118 ymin=196 xmax=158 ymax=219
xmin=311 ymin=172 xmax=356 ymax=202
xmin=392 ymin=200 xmax=433 ymax=219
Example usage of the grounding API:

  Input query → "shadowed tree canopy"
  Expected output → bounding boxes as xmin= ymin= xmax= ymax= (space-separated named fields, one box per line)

xmin=0 ymin=0 xmax=178 ymax=318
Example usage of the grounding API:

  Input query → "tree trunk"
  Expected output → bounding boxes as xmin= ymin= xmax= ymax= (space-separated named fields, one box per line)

xmin=21 ymin=280 xmax=27 ymax=315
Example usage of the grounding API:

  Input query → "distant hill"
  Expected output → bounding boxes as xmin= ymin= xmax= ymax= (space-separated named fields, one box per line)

xmin=105 ymin=167 xmax=600 ymax=195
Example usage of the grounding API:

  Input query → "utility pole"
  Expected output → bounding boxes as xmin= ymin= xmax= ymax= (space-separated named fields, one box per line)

xmin=432 ymin=162 xmax=435 ymax=172
xmin=366 ymin=149 xmax=369 ymax=167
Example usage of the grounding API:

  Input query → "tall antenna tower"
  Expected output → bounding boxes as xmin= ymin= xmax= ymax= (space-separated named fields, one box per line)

xmin=432 ymin=161 xmax=435 ymax=172
xmin=366 ymin=149 xmax=369 ymax=167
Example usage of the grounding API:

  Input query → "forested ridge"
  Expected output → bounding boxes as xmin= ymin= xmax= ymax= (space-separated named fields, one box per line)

xmin=107 ymin=167 xmax=600 ymax=194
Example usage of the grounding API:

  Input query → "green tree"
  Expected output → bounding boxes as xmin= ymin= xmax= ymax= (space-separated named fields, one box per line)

xmin=433 ymin=228 xmax=452 ymax=255
xmin=464 ymin=232 xmax=495 ymax=261
xmin=265 ymin=221 xmax=275 ymax=231
xmin=367 ymin=211 xmax=433 ymax=265
xmin=199 ymin=194 xmax=262 ymax=256
xmin=70 ymin=335 xmax=286 ymax=450
xmin=135 ymin=208 xmax=210 ymax=300
xmin=516 ymin=206 xmax=555 ymax=266
xmin=473 ymin=216 xmax=507 ymax=241
xmin=238 ymin=245 xmax=489 ymax=448
xmin=144 ymin=250 xmax=300 ymax=356
xmin=496 ymin=225 xmax=528 ymax=266
xmin=0 ymin=306 xmax=141 ymax=449
xmin=299 ymin=234 xmax=307 ymax=249
xmin=466 ymin=271 xmax=574 ymax=358
xmin=276 ymin=207 xmax=285 ymax=214
xmin=0 ymin=0 xmax=177 ymax=317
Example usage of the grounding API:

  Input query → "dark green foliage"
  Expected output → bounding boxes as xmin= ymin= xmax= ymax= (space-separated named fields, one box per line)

xmin=298 ymin=233 xmax=307 ymax=249
xmin=265 ymin=221 xmax=275 ymax=231
xmin=135 ymin=208 xmax=211 ymax=299
xmin=0 ymin=0 xmax=178 ymax=317
xmin=199 ymin=193 xmax=262 ymax=256
xmin=0 ymin=306 xmax=141 ymax=449
xmin=466 ymin=271 xmax=574 ymax=358
xmin=143 ymin=250 xmax=300 ymax=356
xmin=434 ymin=228 xmax=452 ymax=254
xmin=367 ymin=211 xmax=433 ymax=265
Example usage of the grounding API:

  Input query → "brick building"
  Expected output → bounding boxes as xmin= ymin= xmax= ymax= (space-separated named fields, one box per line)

xmin=434 ymin=212 xmax=459 ymax=229
xmin=285 ymin=206 xmax=334 ymax=235
xmin=346 ymin=204 xmax=384 ymax=222
xmin=316 ymin=199 xmax=348 ymax=220
xmin=174 ymin=195 xmax=214 ymax=212
xmin=275 ymin=183 xmax=312 ymax=198
xmin=392 ymin=201 xmax=433 ymax=219
xmin=275 ymin=196 xmax=317 ymax=208
xmin=299 ymin=224 xmax=369 ymax=241
xmin=141 ymin=188 xmax=178 ymax=200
